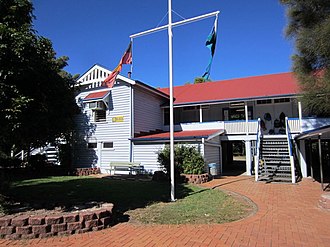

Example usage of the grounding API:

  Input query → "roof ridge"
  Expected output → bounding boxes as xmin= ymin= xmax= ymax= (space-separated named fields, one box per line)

xmin=159 ymin=71 xmax=293 ymax=90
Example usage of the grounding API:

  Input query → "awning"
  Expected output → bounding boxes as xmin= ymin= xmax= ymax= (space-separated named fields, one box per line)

xmin=83 ymin=90 xmax=110 ymax=102
xmin=131 ymin=129 xmax=224 ymax=142
xmin=295 ymin=125 xmax=330 ymax=140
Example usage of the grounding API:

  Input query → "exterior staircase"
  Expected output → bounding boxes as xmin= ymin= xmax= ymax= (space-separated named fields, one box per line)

xmin=257 ymin=135 xmax=295 ymax=183
xmin=15 ymin=144 xmax=60 ymax=165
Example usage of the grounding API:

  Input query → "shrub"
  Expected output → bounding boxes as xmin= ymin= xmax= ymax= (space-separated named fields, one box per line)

xmin=157 ymin=145 xmax=205 ymax=178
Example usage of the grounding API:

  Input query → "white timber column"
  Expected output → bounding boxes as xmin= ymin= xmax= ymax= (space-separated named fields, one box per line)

xmin=245 ymin=141 xmax=252 ymax=175
xmin=244 ymin=101 xmax=252 ymax=175
xmin=298 ymin=99 xmax=302 ymax=132
xmin=97 ymin=142 xmax=102 ymax=168
xmin=299 ymin=140 xmax=307 ymax=177
xmin=199 ymin=105 xmax=203 ymax=122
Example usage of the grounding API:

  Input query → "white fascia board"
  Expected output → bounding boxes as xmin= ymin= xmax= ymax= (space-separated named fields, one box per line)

xmin=76 ymin=64 xmax=135 ymax=86
xmin=206 ymin=129 xmax=225 ymax=141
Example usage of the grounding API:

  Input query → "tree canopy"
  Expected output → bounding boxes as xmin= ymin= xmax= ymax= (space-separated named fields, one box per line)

xmin=280 ymin=0 xmax=330 ymax=116
xmin=0 ymin=0 xmax=77 ymax=157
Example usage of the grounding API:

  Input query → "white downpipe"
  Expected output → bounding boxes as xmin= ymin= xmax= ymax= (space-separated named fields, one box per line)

xmin=199 ymin=105 xmax=203 ymax=123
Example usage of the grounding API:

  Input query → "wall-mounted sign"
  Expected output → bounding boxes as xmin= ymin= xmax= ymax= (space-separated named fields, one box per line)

xmin=112 ymin=116 xmax=124 ymax=122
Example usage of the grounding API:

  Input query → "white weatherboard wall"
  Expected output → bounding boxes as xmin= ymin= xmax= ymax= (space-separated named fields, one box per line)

xmin=73 ymin=82 xmax=132 ymax=170
xmin=204 ymin=136 xmax=221 ymax=164
xmin=133 ymin=143 xmax=165 ymax=173
xmin=134 ymin=86 xmax=166 ymax=134
xmin=132 ymin=142 xmax=205 ymax=174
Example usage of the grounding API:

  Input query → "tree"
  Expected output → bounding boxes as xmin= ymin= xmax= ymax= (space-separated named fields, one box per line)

xmin=185 ymin=77 xmax=211 ymax=85
xmin=280 ymin=0 xmax=330 ymax=116
xmin=0 ymin=0 xmax=77 ymax=158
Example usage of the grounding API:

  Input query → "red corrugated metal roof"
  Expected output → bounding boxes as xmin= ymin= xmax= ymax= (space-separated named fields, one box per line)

xmin=159 ymin=72 xmax=300 ymax=105
xmin=84 ymin=90 xmax=110 ymax=100
xmin=133 ymin=129 xmax=223 ymax=141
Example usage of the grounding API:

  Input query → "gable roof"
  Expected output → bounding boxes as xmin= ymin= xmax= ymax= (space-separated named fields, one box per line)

xmin=159 ymin=72 xmax=300 ymax=106
xmin=77 ymin=64 xmax=135 ymax=86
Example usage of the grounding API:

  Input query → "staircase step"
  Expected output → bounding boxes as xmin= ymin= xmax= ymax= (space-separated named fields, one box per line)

xmin=262 ymin=148 xmax=288 ymax=151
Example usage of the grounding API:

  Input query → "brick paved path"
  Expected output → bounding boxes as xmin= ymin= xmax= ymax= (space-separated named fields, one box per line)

xmin=1 ymin=176 xmax=329 ymax=246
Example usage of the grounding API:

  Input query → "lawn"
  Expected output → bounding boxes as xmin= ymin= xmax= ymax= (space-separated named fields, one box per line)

xmin=128 ymin=184 xmax=252 ymax=224
xmin=2 ymin=176 xmax=253 ymax=224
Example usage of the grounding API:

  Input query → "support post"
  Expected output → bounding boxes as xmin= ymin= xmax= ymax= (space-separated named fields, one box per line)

xmin=168 ymin=0 xmax=175 ymax=202
xmin=298 ymin=99 xmax=302 ymax=132
xmin=245 ymin=101 xmax=249 ymax=135
xmin=245 ymin=141 xmax=252 ymax=175
xmin=299 ymin=140 xmax=307 ymax=177
xmin=309 ymin=139 xmax=314 ymax=181
xmin=318 ymin=134 xmax=324 ymax=190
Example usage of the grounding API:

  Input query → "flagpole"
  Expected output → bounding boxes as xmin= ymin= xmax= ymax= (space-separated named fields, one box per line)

xmin=130 ymin=38 xmax=133 ymax=76
xmin=168 ymin=0 xmax=175 ymax=202
xmin=129 ymin=8 xmax=219 ymax=203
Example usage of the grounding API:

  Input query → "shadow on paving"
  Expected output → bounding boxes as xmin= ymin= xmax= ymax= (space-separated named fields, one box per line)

xmin=1 ymin=175 xmax=194 ymax=225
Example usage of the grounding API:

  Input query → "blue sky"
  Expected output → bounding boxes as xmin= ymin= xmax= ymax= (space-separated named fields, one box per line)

xmin=32 ymin=0 xmax=293 ymax=88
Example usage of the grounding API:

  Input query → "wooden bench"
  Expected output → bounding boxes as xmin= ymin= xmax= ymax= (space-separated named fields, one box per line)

xmin=105 ymin=161 xmax=144 ymax=175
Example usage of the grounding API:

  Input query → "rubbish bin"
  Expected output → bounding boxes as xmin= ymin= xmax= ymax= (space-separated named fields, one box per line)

xmin=208 ymin=163 xmax=218 ymax=176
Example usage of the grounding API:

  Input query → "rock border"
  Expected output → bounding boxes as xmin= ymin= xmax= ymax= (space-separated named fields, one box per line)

xmin=181 ymin=173 xmax=211 ymax=184
xmin=73 ymin=167 xmax=100 ymax=176
xmin=0 ymin=203 xmax=114 ymax=240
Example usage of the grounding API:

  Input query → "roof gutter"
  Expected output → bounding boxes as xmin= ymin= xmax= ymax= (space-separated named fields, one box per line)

xmin=161 ymin=94 xmax=299 ymax=108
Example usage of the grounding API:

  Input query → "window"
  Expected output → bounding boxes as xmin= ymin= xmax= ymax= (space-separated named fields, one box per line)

xmin=103 ymin=142 xmax=114 ymax=149
xmin=257 ymin=99 xmax=272 ymax=105
xmin=87 ymin=143 xmax=97 ymax=149
xmin=183 ymin=106 xmax=198 ymax=111
xmin=95 ymin=110 xmax=106 ymax=122
xmin=164 ymin=108 xmax=170 ymax=125
xmin=274 ymin=98 xmax=290 ymax=103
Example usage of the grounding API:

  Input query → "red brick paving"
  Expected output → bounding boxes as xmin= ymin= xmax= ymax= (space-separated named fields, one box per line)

xmin=1 ymin=176 xmax=330 ymax=246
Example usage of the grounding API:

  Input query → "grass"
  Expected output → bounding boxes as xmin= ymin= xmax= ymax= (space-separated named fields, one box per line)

xmin=5 ymin=176 xmax=174 ymax=213
xmin=3 ymin=176 xmax=253 ymax=224
xmin=128 ymin=184 xmax=251 ymax=224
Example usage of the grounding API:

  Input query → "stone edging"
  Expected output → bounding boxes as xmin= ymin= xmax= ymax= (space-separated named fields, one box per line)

xmin=0 ymin=203 xmax=114 ymax=240
xmin=181 ymin=173 xmax=211 ymax=184
xmin=73 ymin=167 xmax=100 ymax=176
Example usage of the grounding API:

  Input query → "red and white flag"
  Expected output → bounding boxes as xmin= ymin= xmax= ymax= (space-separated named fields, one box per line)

xmin=102 ymin=42 xmax=132 ymax=88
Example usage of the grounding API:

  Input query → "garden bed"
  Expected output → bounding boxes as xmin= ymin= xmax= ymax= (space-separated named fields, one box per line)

xmin=0 ymin=203 xmax=113 ymax=240
xmin=181 ymin=173 xmax=211 ymax=184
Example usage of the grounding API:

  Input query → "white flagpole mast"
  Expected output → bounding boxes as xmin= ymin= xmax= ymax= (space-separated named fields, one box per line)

xmin=129 ymin=5 xmax=219 ymax=202
xmin=168 ymin=0 xmax=175 ymax=202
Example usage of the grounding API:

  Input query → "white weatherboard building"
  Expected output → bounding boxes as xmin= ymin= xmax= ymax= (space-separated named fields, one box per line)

xmin=74 ymin=64 xmax=330 ymax=183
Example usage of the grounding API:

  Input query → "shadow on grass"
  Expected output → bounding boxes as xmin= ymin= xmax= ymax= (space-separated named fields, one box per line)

xmin=2 ymin=175 xmax=194 ymax=224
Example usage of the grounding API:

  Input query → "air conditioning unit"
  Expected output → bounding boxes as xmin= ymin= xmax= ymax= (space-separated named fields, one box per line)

xmin=89 ymin=101 xmax=105 ymax=110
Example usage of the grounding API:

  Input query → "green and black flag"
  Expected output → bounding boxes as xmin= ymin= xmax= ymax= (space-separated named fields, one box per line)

xmin=202 ymin=19 xmax=218 ymax=80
